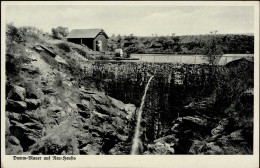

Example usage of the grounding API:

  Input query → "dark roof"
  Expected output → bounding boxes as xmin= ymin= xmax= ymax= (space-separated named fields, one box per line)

xmin=66 ymin=29 xmax=108 ymax=39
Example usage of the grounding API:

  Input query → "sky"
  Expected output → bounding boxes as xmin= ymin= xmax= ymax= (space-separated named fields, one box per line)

xmin=5 ymin=5 xmax=254 ymax=36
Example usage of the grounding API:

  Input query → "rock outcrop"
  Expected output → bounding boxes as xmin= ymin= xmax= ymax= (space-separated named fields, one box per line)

xmin=6 ymin=82 xmax=137 ymax=155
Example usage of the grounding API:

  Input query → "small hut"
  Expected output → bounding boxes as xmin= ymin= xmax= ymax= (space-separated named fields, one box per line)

xmin=66 ymin=29 xmax=108 ymax=51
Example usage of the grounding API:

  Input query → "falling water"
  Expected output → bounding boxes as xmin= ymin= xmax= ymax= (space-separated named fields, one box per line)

xmin=131 ymin=75 xmax=154 ymax=155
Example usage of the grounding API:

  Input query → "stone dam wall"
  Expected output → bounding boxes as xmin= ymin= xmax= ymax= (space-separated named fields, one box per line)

xmin=81 ymin=62 xmax=223 ymax=140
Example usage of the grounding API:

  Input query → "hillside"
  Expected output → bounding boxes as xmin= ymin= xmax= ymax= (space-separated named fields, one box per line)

xmin=5 ymin=24 xmax=136 ymax=154
xmin=107 ymin=34 xmax=254 ymax=56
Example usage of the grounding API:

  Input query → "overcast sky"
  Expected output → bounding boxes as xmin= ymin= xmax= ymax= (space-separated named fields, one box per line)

xmin=5 ymin=5 xmax=254 ymax=36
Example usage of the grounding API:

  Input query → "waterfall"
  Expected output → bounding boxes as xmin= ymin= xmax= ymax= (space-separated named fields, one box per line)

xmin=131 ymin=75 xmax=154 ymax=155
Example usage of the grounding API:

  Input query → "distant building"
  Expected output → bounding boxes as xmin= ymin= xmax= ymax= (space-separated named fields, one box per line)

xmin=66 ymin=29 xmax=108 ymax=51
xmin=115 ymin=49 xmax=123 ymax=57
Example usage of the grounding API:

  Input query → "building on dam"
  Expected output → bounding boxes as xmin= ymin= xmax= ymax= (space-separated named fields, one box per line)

xmin=66 ymin=29 xmax=109 ymax=52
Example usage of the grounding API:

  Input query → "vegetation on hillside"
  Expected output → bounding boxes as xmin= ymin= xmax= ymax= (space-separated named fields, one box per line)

xmin=51 ymin=26 xmax=69 ymax=39
xmin=107 ymin=33 xmax=254 ymax=56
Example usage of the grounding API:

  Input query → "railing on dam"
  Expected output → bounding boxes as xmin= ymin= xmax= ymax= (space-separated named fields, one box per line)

xmin=130 ymin=53 xmax=254 ymax=65
xmin=130 ymin=54 xmax=208 ymax=64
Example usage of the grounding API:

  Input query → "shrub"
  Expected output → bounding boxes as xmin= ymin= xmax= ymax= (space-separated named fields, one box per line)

xmin=67 ymin=58 xmax=83 ymax=77
xmin=18 ymin=26 xmax=42 ymax=43
xmin=215 ymin=60 xmax=254 ymax=111
xmin=73 ymin=47 xmax=87 ymax=57
xmin=6 ymin=23 xmax=22 ymax=43
xmin=96 ymin=54 xmax=112 ymax=60
xmin=51 ymin=26 xmax=69 ymax=39
xmin=57 ymin=43 xmax=71 ymax=52
xmin=6 ymin=42 xmax=27 ymax=56
xmin=6 ymin=43 xmax=30 ymax=83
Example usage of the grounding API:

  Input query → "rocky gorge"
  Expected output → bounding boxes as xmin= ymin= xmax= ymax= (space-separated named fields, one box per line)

xmin=5 ymin=57 xmax=254 ymax=155
xmin=81 ymin=60 xmax=254 ymax=154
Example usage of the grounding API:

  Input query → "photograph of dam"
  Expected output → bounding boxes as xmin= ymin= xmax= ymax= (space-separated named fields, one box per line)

xmin=3 ymin=3 xmax=255 ymax=156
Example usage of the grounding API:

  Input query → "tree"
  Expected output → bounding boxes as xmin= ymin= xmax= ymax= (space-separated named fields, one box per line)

xmin=6 ymin=23 xmax=22 ymax=42
xmin=203 ymin=30 xmax=223 ymax=65
xmin=51 ymin=26 xmax=69 ymax=39
xmin=117 ymin=34 xmax=122 ymax=43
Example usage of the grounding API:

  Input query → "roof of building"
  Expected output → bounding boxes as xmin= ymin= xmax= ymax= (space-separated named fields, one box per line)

xmin=66 ymin=29 xmax=108 ymax=39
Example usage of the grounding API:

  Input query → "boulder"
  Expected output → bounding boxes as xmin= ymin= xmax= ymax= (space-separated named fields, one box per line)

xmin=8 ymin=85 xmax=26 ymax=101
xmin=124 ymin=104 xmax=136 ymax=120
xmin=154 ymin=135 xmax=178 ymax=144
xmin=89 ymin=125 xmax=104 ymax=135
xmin=110 ymin=108 xmax=124 ymax=117
xmin=80 ymin=144 xmax=101 ymax=155
xmin=211 ymin=118 xmax=232 ymax=136
xmin=144 ymin=141 xmax=174 ymax=155
xmin=48 ymin=106 xmax=62 ymax=113
xmin=23 ymin=122 xmax=43 ymax=130
xmin=230 ymin=130 xmax=244 ymax=141
xmin=24 ymin=99 xmax=41 ymax=110
xmin=21 ymin=64 xmax=39 ymax=74
xmin=78 ymin=110 xmax=91 ymax=118
xmin=55 ymin=55 xmax=68 ymax=65
xmin=6 ymin=100 xmax=27 ymax=113
xmin=108 ymin=142 xmax=131 ymax=155
xmin=81 ymin=99 xmax=94 ymax=110
xmin=9 ymin=122 xmax=38 ymax=151
xmin=102 ymin=121 xmax=116 ymax=134
xmin=79 ymin=92 xmax=91 ymax=100
xmin=171 ymin=123 xmax=182 ymax=133
xmin=91 ymin=93 xmax=111 ymax=106
xmin=204 ymin=142 xmax=223 ymax=154
xmin=95 ymin=104 xmax=111 ymax=116
xmin=6 ymin=142 xmax=23 ymax=155
xmin=6 ymin=117 xmax=10 ymax=133
xmin=33 ymin=45 xmax=44 ymax=51
xmin=189 ymin=140 xmax=223 ymax=154
xmin=116 ymin=134 xmax=128 ymax=142
xmin=92 ymin=110 xmax=108 ymax=121
xmin=108 ymin=96 xmax=125 ymax=110
xmin=26 ymin=89 xmax=39 ymax=99
xmin=20 ymin=113 xmax=37 ymax=123
xmin=8 ymin=136 xmax=21 ymax=146
xmin=124 ymin=104 xmax=136 ymax=115
xmin=8 ymin=112 xmax=22 ymax=121
xmin=77 ymin=100 xmax=95 ymax=112
xmin=179 ymin=116 xmax=208 ymax=126
xmin=111 ymin=116 xmax=125 ymax=130
xmin=79 ymin=88 xmax=99 ymax=95
xmin=42 ymin=87 xmax=55 ymax=94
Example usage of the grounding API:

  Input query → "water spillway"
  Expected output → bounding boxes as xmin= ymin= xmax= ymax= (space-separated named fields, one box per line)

xmin=131 ymin=75 xmax=154 ymax=155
